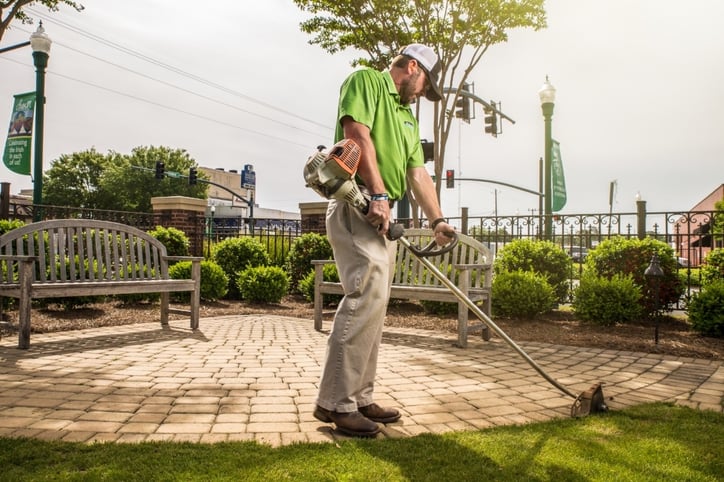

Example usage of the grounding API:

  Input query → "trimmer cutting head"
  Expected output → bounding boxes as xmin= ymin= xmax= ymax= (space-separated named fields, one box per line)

xmin=571 ymin=383 xmax=608 ymax=417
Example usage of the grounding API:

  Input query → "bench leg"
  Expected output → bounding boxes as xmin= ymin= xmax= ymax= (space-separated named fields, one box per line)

xmin=456 ymin=302 xmax=468 ymax=348
xmin=481 ymin=295 xmax=491 ymax=341
xmin=190 ymin=261 xmax=201 ymax=330
xmin=455 ymin=270 xmax=471 ymax=348
xmin=160 ymin=292 xmax=170 ymax=326
xmin=313 ymin=264 xmax=324 ymax=331
xmin=17 ymin=261 xmax=33 ymax=349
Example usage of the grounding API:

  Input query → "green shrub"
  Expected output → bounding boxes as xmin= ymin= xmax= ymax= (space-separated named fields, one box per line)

xmin=298 ymin=263 xmax=342 ymax=305
xmin=265 ymin=234 xmax=293 ymax=267
xmin=678 ymin=268 xmax=702 ymax=288
xmin=148 ymin=226 xmax=189 ymax=258
xmin=285 ymin=233 xmax=333 ymax=292
xmin=585 ymin=236 xmax=683 ymax=315
xmin=114 ymin=264 xmax=160 ymax=304
xmin=701 ymin=248 xmax=724 ymax=287
xmin=213 ymin=237 xmax=271 ymax=299
xmin=494 ymin=239 xmax=572 ymax=302
xmin=0 ymin=219 xmax=24 ymax=235
xmin=169 ymin=260 xmax=229 ymax=301
xmin=572 ymin=273 xmax=643 ymax=325
xmin=492 ymin=270 xmax=555 ymax=318
xmin=45 ymin=256 xmax=105 ymax=309
xmin=687 ymin=280 xmax=724 ymax=337
xmin=236 ymin=265 xmax=289 ymax=303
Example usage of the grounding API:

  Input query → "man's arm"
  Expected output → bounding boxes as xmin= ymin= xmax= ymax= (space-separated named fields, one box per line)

xmin=341 ymin=116 xmax=392 ymax=235
xmin=407 ymin=166 xmax=454 ymax=245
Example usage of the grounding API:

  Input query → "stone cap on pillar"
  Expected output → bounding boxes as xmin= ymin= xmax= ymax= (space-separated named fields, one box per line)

xmin=151 ymin=196 xmax=207 ymax=213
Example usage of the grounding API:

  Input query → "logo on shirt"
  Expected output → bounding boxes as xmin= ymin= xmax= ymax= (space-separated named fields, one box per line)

xmin=403 ymin=121 xmax=414 ymax=129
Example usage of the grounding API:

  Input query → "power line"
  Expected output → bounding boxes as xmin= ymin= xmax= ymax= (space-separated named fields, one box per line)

xmin=23 ymin=8 xmax=333 ymax=132
xmin=1 ymin=56 xmax=313 ymax=150
xmin=56 ymin=41 xmax=327 ymax=138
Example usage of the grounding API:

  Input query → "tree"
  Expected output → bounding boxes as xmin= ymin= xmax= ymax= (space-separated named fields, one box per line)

xmin=99 ymin=145 xmax=208 ymax=212
xmin=42 ymin=145 xmax=208 ymax=213
xmin=293 ymin=0 xmax=546 ymax=220
xmin=42 ymin=147 xmax=109 ymax=209
xmin=713 ymin=199 xmax=724 ymax=242
xmin=0 ymin=1 xmax=84 ymax=43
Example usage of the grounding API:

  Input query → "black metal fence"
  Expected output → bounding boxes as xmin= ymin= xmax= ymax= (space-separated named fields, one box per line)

xmin=3 ymin=200 xmax=721 ymax=295
xmin=440 ymin=209 xmax=721 ymax=268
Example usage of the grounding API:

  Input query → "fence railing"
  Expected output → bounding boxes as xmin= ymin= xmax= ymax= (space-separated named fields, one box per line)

xmin=4 ymin=201 xmax=721 ymax=298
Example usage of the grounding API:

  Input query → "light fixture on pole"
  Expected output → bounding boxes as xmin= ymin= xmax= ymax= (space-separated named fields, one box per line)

xmin=538 ymin=76 xmax=556 ymax=240
xmin=30 ymin=22 xmax=52 ymax=222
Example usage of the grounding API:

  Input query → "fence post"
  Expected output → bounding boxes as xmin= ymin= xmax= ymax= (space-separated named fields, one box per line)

xmin=461 ymin=207 xmax=468 ymax=235
xmin=0 ymin=182 xmax=9 ymax=220
xmin=636 ymin=196 xmax=647 ymax=240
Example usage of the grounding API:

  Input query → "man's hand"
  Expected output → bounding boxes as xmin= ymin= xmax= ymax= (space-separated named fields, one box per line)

xmin=433 ymin=221 xmax=455 ymax=246
xmin=365 ymin=199 xmax=391 ymax=236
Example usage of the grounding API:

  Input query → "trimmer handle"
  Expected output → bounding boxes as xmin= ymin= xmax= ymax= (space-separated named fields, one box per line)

xmin=387 ymin=223 xmax=458 ymax=257
xmin=363 ymin=202 xmax=457 ymax=257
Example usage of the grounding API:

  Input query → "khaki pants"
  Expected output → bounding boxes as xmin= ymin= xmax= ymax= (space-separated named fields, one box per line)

xmin=316 ymin=200 xmax=396 ymax=413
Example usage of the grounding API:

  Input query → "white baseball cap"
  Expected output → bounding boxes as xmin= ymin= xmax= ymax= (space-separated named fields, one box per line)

xmin=399 ymin=44 xmax=443 ymax=102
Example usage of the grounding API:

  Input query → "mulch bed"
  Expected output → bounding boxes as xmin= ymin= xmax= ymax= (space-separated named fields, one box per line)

xmin=1 ymin=296 xmax=721 ymax=360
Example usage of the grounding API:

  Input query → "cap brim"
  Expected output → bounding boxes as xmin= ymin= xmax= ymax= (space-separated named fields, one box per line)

xmin=420 ymin=67 xmax=442 ymax=102
xmin=425 ymin=81 xmax=442 ymax=102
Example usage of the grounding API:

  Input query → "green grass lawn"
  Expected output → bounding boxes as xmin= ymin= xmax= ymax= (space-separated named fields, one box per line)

xmin=0 ymin=403 xmax=721 ymax=481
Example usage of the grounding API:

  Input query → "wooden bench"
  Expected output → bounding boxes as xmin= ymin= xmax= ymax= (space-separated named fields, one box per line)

xmin=313 ymin=228 xmax=493 ymax=348
xmin=0 ymin=219 xmax=202 ymax=349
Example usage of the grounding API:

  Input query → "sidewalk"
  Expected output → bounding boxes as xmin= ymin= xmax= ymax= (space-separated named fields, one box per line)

xmin=0 ymin=315 xmax=722 ymax=446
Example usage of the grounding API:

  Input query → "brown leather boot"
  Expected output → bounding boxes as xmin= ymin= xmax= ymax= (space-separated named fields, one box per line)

xmin=313 ymin=405 xmax=380 ymax=437
xmin=358 ymin=403 xmax=401 ymax=423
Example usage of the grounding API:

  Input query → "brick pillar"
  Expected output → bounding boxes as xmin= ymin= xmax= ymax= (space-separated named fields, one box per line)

xmin=299 ymin=201 xmax=329 ymax=235
xmin=151 ymin=196 xmax=207 ymax=256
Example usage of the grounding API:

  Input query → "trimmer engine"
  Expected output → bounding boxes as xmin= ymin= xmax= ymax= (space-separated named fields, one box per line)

xmin=303 ymin=139 xmax=368 ymax=210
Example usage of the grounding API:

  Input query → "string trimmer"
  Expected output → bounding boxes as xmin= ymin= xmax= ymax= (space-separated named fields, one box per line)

xmin=304 ymin=139 xmax=608 ymax=417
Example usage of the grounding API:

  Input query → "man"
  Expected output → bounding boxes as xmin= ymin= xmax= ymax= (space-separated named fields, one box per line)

xmin=314 ymin=44 xmax=454 ymax=437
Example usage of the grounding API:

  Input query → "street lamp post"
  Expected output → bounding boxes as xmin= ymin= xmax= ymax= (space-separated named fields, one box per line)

xmin=207 ymin=205 xmax=215 ymax=258
xmin=644 ymin=253 xmax=664 ymax=344
xmin=30 ymin=22 xmax=52 ymax=222
xmin=538 ymin=77 xmax=556 ymax=241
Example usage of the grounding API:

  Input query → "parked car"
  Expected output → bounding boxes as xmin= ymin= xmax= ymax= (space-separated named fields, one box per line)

xmin=564 ymin=245 xmax=589 ymax=263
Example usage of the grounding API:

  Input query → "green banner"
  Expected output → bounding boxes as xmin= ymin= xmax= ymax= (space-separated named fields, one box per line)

xmin=551 ymin=139 xmax=567 ymax=212
xmin=3 ymin=92 xmax=36 ymax=176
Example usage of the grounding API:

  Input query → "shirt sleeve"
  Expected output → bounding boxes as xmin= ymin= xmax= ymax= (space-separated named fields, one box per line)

xmin=337 ymin=69 xmax=380 ymax=132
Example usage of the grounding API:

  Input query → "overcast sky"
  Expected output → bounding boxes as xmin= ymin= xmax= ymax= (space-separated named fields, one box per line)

xmin=2 ymin=0 xmax=723 ymax=219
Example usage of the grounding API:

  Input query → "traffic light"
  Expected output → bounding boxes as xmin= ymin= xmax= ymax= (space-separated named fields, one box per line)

xmin=445 ymin=169 xmax=455 ymax=188
xmin=484 ymin=106 xmax=498 ymax=137
xmin=189 ymin=167 xmax=198 ymax=185
xmin=454 ymin=83 xmax=472 ymax=122
xmin=154 ymin=161 xmax=165 ymax=180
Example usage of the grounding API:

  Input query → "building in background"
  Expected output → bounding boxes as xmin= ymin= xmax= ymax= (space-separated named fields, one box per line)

xmin=674 ymin=184 xmax=724 ymax=266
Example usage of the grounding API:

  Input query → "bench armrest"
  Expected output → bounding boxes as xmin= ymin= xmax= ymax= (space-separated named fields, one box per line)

xmin=453 ymin=263 xmax=492 ymax=270
xmin=164 ymin=256 xmax=204 ymax=262
xmin=311 ymin=260 xmax=336 ymax=266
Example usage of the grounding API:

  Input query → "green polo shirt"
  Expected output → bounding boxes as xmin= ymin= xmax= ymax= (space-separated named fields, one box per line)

xmin=334 ymin=69 xmax=424 ymax=200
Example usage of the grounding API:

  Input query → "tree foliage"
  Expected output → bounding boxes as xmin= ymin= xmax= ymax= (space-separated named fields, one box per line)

xmin=42 ymin=145 xmax=208 ymax=212
xmin=42 ymin=147 xmax=108 ymax=209
xmin=0 ymin=1 xmax=84 ymax=42
xmin=713 ymin=199 xmax=724 ymax=238
xmin=293 ymin=0 xmax=547 ymax=204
